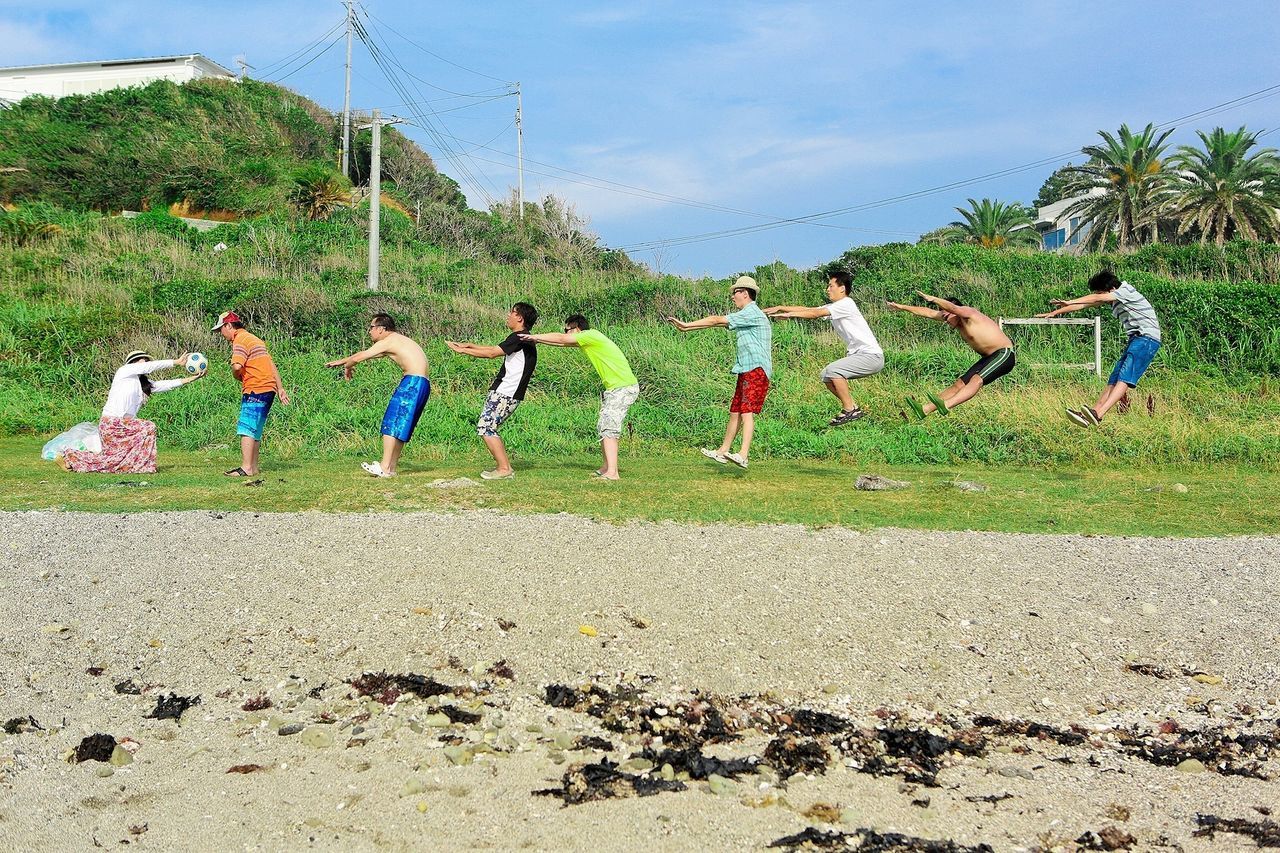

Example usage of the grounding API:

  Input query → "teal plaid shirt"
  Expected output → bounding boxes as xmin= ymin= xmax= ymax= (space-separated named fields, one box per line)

xmin=726 ymin=302 xmax=773 ymax=378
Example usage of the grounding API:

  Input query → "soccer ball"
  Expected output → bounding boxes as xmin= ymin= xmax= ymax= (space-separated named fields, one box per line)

xmin=185 ymin=352 xmax=208 ymax=374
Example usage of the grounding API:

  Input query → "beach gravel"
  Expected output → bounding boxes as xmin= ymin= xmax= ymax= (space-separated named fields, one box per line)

xmin=1 ymin=510 xmax=1277 ymax=850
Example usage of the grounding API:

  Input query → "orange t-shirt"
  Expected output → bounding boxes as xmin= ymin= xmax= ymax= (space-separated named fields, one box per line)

xmin=231 ymin=330 xmax=278 ymax=394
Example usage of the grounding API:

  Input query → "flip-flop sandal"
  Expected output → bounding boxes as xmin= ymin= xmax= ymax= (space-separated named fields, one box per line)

xmin=902 ymin=396 xmax=926 ymax=421
xmin=828 ymin=408 xmax=865 ymax=426
xmin=924 ymin=391 xmax=950 ymax=415
xmin=223 ymin=467 xmax=249 ymax=477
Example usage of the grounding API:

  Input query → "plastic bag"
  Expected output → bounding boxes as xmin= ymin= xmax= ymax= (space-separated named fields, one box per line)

xmin=42 ymin=422 xmax=102 ymax=460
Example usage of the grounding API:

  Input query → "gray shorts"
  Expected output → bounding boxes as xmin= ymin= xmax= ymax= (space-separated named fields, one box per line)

xmin=598 ymin=384 xmax=639 ymax=439
xmin=821 ymin=352 xmax=884 ymax=382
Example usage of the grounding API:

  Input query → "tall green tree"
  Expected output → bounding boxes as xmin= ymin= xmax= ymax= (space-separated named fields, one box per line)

xmin=1034 ymin=164 xmax=1078 ymax=209
xmin=1061 ymin=123 xmax=1174 ymax=250
xmin=1163 ymin=126 xmax=1280 ymax=246
xmin=929 ymin=198 xmax=1039 ymax=248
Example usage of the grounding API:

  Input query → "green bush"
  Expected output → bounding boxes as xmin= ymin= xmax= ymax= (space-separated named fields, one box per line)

xmin=4 ymin=218 xmax=1278 ymax=467
xmin=127 ymin=208 xmax=196 ymax=239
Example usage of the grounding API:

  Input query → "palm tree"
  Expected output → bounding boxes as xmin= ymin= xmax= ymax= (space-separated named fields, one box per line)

xmin=1162 ymin=126 xmax=1280 ymax=246
xmin=290 ymin=165 xmax=351 ymax=221
xmin=1061 ymin=123 xmax=1174 ymax=250
xmin=931 ymin=198 xmax=1039 ymax=248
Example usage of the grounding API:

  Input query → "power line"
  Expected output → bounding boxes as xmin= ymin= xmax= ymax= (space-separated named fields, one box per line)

xmin=255 ymin=20 xmax=345 ymax=78
xmin=356 ymin=19 xmax=498 ymax=204
xmin=354 ymin=14 xmax=503 ymax=206
xmin=265 ymin=33 xmax=346 ymax=83
xmin=361 ymin=6 xmax=512 ymax=84
xmin=396 ymin=119 xmax=919 ymax=238
xmin=615 ymin=153 xmax=1074 ymax=252
xmin=1156 ymin=82 xmax=1280 ymax=128
xmin=613 ymin=81 xmax=1280 ymax=253
xmin=390 ymin=119 xmax=922 ymax=235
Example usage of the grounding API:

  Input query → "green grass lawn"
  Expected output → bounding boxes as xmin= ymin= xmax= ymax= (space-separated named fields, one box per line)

xmin=2 ymin=437 xmax=1276 ymax=537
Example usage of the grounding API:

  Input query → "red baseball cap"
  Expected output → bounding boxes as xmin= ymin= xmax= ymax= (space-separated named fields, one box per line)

xmin=211 ymin=310 xmax=241 ymax=331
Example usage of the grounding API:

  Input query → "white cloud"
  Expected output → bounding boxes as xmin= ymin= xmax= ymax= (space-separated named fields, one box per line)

xmin=0 ymin=20 xmax=73 ymax=66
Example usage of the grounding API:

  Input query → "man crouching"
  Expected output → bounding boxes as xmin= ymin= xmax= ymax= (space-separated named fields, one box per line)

xmin=326 ymin=313 xmax=430 ymax=478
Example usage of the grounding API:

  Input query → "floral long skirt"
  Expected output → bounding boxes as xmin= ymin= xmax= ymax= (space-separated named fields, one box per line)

xmin=64 ymin=417 xmax=157 ymax=474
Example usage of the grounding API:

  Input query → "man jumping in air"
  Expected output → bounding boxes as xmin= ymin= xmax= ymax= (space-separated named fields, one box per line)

xmin=666 ymin=275 xmax=772 ymax=469
xmin=766 ymin=269 xmax=883 ymax=426
xmin=886 ymin=292 xmax=1016 ymax=420
xmin=326 ymin=313 xmax=430 ymax=478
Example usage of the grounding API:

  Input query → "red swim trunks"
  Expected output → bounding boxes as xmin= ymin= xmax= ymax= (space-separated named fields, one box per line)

xmin=730 ymin=367 xmax=770 ymax=414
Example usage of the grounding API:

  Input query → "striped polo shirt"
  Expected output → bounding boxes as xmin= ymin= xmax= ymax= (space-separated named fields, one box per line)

xmin=231 ymin=329 xmax=278 ymax=394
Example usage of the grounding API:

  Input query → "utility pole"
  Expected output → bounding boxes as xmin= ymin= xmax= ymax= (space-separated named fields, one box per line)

xmin=359 ymin=109 xmax=405 ymax=291
xmin=514 ymin=82 xmax=524 ymax=221
xmin=340 ymin=0 xmax=354 ymax=178
xmin=236 ymin=57 xmax=254 ymax=80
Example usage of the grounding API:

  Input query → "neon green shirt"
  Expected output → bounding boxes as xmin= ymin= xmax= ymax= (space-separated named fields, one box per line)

xmin=576 ymin=329 xmax=637 ymax=390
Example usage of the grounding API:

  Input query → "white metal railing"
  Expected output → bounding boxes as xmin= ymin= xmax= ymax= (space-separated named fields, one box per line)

xmin=998 ymin=316 xmax=1103 ymax=378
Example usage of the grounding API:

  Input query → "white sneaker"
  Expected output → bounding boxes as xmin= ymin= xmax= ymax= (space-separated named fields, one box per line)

xmin=361 ymin=461 xmax=395 ymax=478
xmin=480 ymin=469 xmax=514 ymax=480
xmin=700 ymin=448 xmax=728 ymax=463
xmin=725 ymin=452 xmax=749 ymax=469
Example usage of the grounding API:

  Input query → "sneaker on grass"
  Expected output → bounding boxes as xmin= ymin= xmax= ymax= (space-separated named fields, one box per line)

xmin=1064 ymin=408 xmax=1094 ymax=428
xmin=725 ymin=452 xmax=749 ymax=469
xmin=700 ymin=448 xmax=728 ymax=463
xmin=480 ymin=469 xmax=514 ymax=480
xmin=360 ymin=461 xmax=395 ymax=478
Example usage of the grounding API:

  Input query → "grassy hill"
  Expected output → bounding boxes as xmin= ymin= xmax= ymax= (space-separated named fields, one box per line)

xmin=0 ymin=77 xmax=450 ymax=215
xmin=1 ymin=77 xmax=1277 ymax=469
xmin=2 ymin=210 xmax=1278 ymax=467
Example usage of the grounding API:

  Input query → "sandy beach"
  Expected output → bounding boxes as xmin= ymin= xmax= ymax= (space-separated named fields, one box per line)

xmin=1 ymin=510 xmax=1277 ymax=851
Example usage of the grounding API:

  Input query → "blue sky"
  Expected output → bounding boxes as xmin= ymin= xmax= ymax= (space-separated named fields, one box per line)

xmin=3 ymin=1 xmax=1280 ymax=277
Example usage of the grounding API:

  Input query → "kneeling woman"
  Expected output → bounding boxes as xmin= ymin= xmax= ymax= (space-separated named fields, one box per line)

xmin=64 ymin=350 xmax=204 ymax=474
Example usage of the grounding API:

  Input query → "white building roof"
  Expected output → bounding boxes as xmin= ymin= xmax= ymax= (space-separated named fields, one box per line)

xmin=0 ymin=54 xmax=235 ymax=78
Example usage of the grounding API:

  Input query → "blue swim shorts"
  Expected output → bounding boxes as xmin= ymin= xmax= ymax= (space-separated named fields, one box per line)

xmin=1108 ymin=335 xmax=1161 ymax=387
xmin=381 ymin=375 xmax=431 ymax=443
xmin=237 ymin=391 xmax=275 ymax=442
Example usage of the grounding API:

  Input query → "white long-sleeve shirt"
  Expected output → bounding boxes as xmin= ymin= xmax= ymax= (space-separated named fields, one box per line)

xmin=100 ymin=360 xmax=183 ymax=419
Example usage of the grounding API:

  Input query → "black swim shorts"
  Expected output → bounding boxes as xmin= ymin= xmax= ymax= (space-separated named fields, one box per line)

xmin=959 ymin=347 xmax=1016 ymax=385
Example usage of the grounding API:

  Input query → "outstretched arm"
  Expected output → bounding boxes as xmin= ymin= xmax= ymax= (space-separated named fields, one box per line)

xmin=665 ymin=315 xmax=727 ymax=332
xmin=1035 ymin=291 xmax=1116 ymax=319
xmin=117 ymin=358 xmax=180 ymax=378
xmin=325 ymin=338 xmax=389 ymax=380
xmin=765 ymin=305 xmax=830 ymax=319
xmin=151 ymin=371 xmax=205 ymax=394
xmin=519 ymin=332 xmax=579 ymax=347
xmin=445 ymin=341 xmax=505 ymax=358
xmin=918 ymin=291 xmax=976 ymax=318
xmin=885 ymin=300 xmax=942 ymax=321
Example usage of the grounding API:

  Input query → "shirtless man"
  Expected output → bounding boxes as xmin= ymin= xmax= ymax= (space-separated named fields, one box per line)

xmin=326 ymin=313 xmax=430 ymax=477
xmin=885 ymin=292 xmax=1015 ymax=420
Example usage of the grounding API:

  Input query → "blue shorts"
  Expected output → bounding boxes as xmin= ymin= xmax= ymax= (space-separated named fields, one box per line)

xmin=382 ymin=375 xmax=431 ymax=443
xmin=1108 ymin=335 xmax=1161 ymax=387
xmin=237 ymin=392 xmax=275 ymax=442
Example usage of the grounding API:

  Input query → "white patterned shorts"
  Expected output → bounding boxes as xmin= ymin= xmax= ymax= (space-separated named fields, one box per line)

xmin=476 ymin=391 xmax=520 ymax=438
xmin=597 ymin=384 xmax=639 ymax=439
